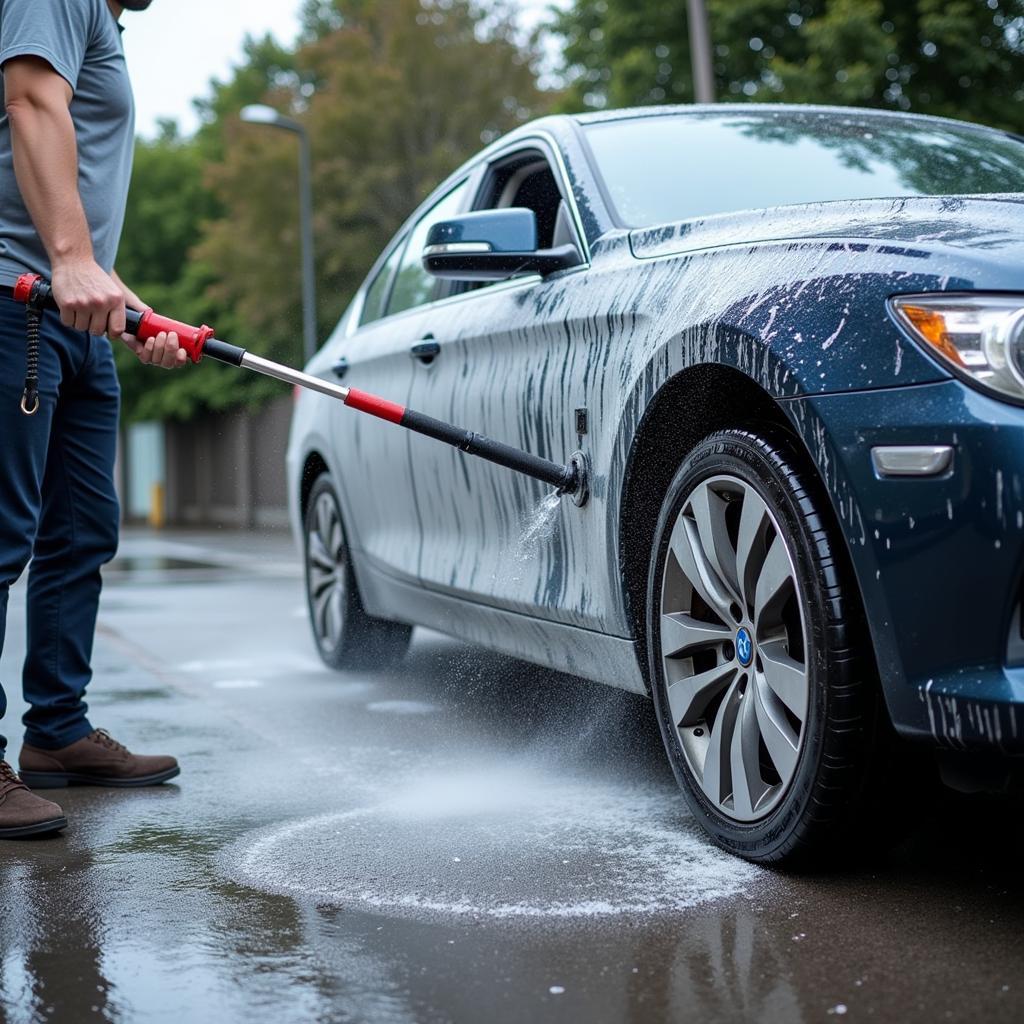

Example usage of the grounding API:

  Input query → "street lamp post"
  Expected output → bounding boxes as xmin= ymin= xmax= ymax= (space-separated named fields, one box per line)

xmin=686 ymin=0 xmax=715 ymax=104
xmin=240 ymin=104 xmax=318 ymax=365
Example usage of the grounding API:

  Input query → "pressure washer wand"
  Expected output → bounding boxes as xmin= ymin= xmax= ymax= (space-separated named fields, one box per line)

xmin=9 ymin=274 xmax=585 ymax=499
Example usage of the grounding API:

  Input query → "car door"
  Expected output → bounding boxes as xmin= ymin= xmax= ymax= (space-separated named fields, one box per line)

xmin=328 ymin=179 xmax=472 ymax=585
xmin=404 ymin=143 xmax=598 ymax=628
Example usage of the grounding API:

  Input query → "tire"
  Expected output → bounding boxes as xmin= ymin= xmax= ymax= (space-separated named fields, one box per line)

xmin=304 ymin=473 xmax=413 ymax=671
xmin=646 ymin=428 xmax=878 ymax=865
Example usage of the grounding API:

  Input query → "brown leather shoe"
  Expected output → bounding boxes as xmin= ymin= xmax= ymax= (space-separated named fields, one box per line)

xmin=0 ymin=760 xmax=67 ymax=837
xmin=19 ymin=729 xmax=180 ymax=789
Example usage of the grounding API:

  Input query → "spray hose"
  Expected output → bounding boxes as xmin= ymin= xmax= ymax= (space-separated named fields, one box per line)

xmin=5 ymin=273 xmax=588 ymax=501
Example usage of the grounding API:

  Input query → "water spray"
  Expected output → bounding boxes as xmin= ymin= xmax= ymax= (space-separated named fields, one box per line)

xmin=7 ymin=274 xmax=590 ymax=504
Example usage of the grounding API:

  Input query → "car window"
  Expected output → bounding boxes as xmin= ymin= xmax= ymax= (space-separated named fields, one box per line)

xmin=387 ymin=181 xmax=469 ymax=317
xmin=359 ymin=240 xmax=405 ymax=327
xmin=585 ymin=111 xmax=1024 ymax=227
xmin=492 ymin=160 xmax=563 ymax=247
xmin=449 ymin=149 xmax=575 ymax=299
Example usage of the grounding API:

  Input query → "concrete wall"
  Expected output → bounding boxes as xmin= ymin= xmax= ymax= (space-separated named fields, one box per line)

xmin=160 ymin=396 xmax=292 ymax=529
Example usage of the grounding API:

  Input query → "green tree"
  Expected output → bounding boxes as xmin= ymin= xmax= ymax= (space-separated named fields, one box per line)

xmin=550 ymin=0 xmax=1024 ymax=132
xmin=115 ymin=35 xmax=303 ymax=422
xmin=193 ymin=0 xmax=548 ymax=378
xmin=193 ymin=35 xmax=300 ymax=161
xmin=114 ymin=123 xmax=236 ymax=421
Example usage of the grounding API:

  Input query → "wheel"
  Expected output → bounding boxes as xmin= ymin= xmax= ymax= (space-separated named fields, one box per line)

xmin=304 ymin=473 xmax=413 ymax=670
xmin=646 ymin=428 xmax=878 ymax=864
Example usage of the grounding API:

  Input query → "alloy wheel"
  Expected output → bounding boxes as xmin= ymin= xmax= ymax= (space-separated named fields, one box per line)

xmin=658 ymin=475 xmax=809 ymax=822
xmin=307 ymin=489 xmax=347 ymax=653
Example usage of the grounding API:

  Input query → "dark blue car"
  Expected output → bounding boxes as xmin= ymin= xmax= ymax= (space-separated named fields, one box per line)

xmin=288 ymin=104 xmax=1024 ymax=863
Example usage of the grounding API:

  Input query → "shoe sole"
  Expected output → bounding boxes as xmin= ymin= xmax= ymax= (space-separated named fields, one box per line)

xmin=0 ymin=816 xmax=68 ymax=839
xmin=19 ymin=766 xmax=180 ymax=789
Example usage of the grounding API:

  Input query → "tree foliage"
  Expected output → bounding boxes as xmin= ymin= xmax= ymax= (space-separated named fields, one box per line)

xmin=117 ymin=0 xmax=545 ymax=421
xmin=550 ymin=0 xmax=1024 ymax=132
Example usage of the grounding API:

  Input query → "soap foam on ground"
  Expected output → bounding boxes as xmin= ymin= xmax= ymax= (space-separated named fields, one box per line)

xmin=225 ymin=765 xmax=760 ymax=921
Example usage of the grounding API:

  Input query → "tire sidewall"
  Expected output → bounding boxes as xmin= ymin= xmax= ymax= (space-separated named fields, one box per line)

xmin=646 ymin=430 xmax=841 ymax=861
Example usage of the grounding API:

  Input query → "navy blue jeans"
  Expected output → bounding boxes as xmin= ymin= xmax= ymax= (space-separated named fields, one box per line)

xmin=0 ymin=295 xmax=120 ymax=757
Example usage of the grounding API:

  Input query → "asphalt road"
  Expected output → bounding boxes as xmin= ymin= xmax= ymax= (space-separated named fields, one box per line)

xmin=1 ymin=528 xmax=1024 ymax=1023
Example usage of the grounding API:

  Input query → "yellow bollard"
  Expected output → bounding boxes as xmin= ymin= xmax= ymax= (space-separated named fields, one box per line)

xmin=149 ymin=481 xmax=165 ymax=530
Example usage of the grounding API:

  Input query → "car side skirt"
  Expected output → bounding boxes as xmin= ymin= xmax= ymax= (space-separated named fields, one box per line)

xmin=356 ymin=557 xmax=648 ymax=695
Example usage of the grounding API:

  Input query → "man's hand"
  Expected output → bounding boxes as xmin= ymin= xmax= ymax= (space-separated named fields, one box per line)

xmin=110 ymin=270 xmax=187 ymax=370
xmin=130 ymin=330 xmax=187 ymax=370
xmin=51 ymin=258 xmax=126 ymax=336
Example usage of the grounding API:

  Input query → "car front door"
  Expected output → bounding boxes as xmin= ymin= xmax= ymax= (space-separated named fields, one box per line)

xmin=328 ymin=179 xmax=471 ymax=584
xmin=404 ymin=144 xmax=598 ymax=628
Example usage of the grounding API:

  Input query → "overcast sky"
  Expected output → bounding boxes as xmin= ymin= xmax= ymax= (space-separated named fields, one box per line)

xmin=123 ymin=0 xmax=558 ymax=139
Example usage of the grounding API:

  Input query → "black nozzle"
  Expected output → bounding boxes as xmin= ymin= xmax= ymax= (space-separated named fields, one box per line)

xmin=560 ymin=450 xmax=590 ymax=507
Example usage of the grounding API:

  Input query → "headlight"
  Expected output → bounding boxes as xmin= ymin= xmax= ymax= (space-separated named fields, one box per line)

xmin=890 ymin=294 xmax=1024 ymax=402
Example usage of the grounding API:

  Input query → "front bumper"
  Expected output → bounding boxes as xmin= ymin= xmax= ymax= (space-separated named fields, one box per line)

xmin=788 ymin=379 xmax=1024 ymax=754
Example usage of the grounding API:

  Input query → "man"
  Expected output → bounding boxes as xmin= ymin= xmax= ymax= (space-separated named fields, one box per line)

xmin=0 ymin=0 xmax=183 ymax=840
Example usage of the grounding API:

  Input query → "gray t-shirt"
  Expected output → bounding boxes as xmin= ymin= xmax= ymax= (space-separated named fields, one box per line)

xmin=0 ymin=0 xmax=134 ymax=286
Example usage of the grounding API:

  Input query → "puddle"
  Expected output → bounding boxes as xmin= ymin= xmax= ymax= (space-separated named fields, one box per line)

xmin=106 ymin=556 xmax=216 ymax=573
xmin=224 ymin=767 xmax=760 ymax=921
xmin=88 ymin=687 xmax=172 ymax=704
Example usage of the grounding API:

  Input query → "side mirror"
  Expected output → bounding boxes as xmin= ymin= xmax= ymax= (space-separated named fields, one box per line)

xmin=422 ymin=208 xmax=582 ymax=282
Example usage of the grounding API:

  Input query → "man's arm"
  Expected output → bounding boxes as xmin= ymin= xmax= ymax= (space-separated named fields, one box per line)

xmin=3 ymin=55 xmax=124 ymax=337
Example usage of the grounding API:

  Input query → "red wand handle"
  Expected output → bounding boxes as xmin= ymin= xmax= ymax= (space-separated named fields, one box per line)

xmin=13 ymin=272 xmax=214 ymax=364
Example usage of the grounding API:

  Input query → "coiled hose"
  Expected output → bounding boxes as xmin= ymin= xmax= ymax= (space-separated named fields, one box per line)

xmin=20 ymin=304 xmax=40 ymax=415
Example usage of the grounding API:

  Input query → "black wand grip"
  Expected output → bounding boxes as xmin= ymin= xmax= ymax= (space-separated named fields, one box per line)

xmin=400 ymin=407 xmax=576 ymax=491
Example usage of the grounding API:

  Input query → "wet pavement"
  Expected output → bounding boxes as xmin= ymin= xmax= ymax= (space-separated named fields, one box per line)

xmin=2 ymin=528 xmax=1024 ymax=1023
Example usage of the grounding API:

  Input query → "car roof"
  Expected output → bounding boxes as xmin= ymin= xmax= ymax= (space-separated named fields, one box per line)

xmin=566 ymin=102 xmax=1010 ymax=138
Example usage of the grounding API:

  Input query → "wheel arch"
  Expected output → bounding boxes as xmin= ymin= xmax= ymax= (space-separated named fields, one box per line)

xmin=616 ymin=362 xmax=872 ymax=692
xmin=299 ymin=450 xmax=330 ymax=523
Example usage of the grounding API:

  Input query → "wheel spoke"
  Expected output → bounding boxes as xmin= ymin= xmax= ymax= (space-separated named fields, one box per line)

xmin=753 ymin=534 xmax=792 ymax=628
xmin=735 ymin=488 xmax=769 ymax=614
xmin=328 ymin=515 xmax=344 ymax=562
xmin=315 ymin=581 xmax=333 ymax=639
xmin=759 ymin=639 xmax=807 ymax=720
xmin=752 ymin=674 xmax=800 ymax=782
xmin=312 ymin=577 xmax=332 ymax=621
xmin=661 ymin=612 xmax=731 ymax=659
xmin=308 ymin=531 xmax=334 ymax=574
xmin=700 ymin=677 xmax=742 ymax=805
xmin=667 ymin=662 xmax=736 ymax=727
xmin=689 ymin=483 xmax=740 ymax=604
xmin=316 ymin=495 xmax=333 ymax=547
xmin=327 ymin=588 xmax=344 ymax=644
xmin=729 ymin=687 xmax=770 ymax=818
xmin=668 ymin=513 xmax=733 ymax=622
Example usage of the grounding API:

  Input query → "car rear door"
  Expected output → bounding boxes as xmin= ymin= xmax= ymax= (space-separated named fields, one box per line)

xmin=328 ymin=180 xmax=472 ymax=585
xmin=403 ymin=143 xmax=598 ymax=627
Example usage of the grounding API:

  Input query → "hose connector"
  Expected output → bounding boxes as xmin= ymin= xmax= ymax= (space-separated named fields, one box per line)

xmin=558 ymin=450 xmax=590 ymax=507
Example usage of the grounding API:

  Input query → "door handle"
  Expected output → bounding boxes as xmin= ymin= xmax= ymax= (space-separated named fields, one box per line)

xmin=410 ymin=336 xmax=440 ymax=364
xmin=331 ymin=356 xmax=350 ymax=380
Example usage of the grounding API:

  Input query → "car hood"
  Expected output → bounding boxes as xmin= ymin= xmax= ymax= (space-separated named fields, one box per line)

xmin=629 ymin=194 xmax=1024 ymax=275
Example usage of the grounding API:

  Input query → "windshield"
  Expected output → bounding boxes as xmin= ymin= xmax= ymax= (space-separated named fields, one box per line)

xmin=584 ymin=110 xmax=1024 ymax=228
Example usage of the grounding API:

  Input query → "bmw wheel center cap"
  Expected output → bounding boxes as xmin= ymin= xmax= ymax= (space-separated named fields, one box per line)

xmin=736 ymin=627 xmax=753 ymax=668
